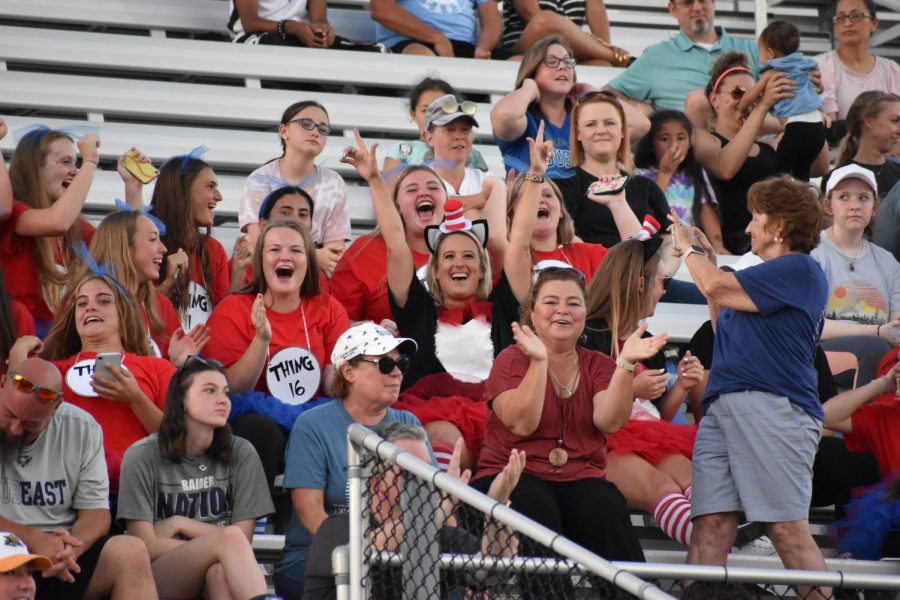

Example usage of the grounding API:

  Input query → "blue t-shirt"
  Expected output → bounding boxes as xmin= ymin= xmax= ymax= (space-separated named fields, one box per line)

xmin=495 ymin=110 xmax=573 ymax=179
xmin=703 ymin=253 xmax=828 ymax=420
xmin=376 ymin=0 xmax=487 ymax=48
xmin=276 ymin=399 xmax=428 ymax=589
xmin=608 ymin=27 xmax=759 ymax=111
xmin=762 ymin=53 xmax=822 ymax=118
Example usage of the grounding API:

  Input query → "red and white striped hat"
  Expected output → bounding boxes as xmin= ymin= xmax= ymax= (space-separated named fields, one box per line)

xmin=425 ymin=199 xmax=488 ymax=254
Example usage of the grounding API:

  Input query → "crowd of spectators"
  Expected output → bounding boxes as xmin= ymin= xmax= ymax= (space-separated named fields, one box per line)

xmin=4 ymin=0 xmax=900 ymax=597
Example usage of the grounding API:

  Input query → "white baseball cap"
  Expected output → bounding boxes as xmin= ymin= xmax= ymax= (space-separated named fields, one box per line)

xmin=331 ymin=323 xmax=417 ymax=369
xmin=825 ymin=164 xmax=878 ymax=196
xmin=0 ymin=532 xmax=51 ymax=573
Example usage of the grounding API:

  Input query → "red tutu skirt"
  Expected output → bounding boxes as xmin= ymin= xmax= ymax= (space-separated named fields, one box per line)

xmin=607 ymin=419 xmax=697 ymax=465
xmin=395 ymin=372 xmax=487 ymax=460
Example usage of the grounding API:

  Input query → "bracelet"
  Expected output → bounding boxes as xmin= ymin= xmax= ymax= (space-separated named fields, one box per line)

xmin=616 ymin=357 xmax=637 ymax=372
xmin=877 ymin=324 xmax=882 ymax=338
xmin=82 ymin=159 xmax=99 ymax=166
xmin=523 ymin=172 xmax=544 ymax=183
xmin=276 ymin=19 xmax=288 ymax=39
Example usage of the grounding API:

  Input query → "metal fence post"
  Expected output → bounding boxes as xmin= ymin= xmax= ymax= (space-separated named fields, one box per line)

xmin=399 ymin=468 xmax=440 ymax=599
xmin=347 ymin=433 xmax=364 ymax=600
xmin=333 ymin=544 xmax=350 ymax=600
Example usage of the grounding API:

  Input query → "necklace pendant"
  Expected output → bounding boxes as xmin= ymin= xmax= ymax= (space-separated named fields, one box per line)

xmin=849 ymin=262 xmax=855 ymax=272
xmin=198 ymin=464 xmax=207 ymax=471
xmin=549 ymin=447 xmax=568 ymax=467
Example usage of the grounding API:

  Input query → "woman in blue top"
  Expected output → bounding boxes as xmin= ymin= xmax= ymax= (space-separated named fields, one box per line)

xmin=670 ymin=175 xmax=830 ymax=598
xmin=491 ymin=36 xmax=648 ymax=180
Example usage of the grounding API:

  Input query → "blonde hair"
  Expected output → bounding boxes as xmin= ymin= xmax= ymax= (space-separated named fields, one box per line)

xmin=425 ymin=231 xmax=492 ymax=305
xmin=569 ymin=93 xmax=634 ymax=173
xmin=584 ymin=240 xmax=659 ymax=357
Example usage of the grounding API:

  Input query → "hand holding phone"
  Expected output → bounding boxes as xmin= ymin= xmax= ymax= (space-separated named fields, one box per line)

xmin=93 ymin=352 xmax=123 ymax=380
xmin=123 ymin=149 xmax=159 ymax=184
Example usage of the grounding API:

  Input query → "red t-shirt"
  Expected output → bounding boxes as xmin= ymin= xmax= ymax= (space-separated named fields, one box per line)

xmin=143 ymin=292 xmax=182 ymax=359
xmin=845 ymin=402 xmax=900 ymax=477
xmin=0 ymin=201 xmax=95 ymax=324
xmin=532 ymin=242 xmax=607 ymax=282
xmin=329 ymin=233 xmax=430 ymax=324
xmin=159 ymin=237 xmax=230 ymax=330
xmin=11 ymin=300 xmax=36 ymax=338
xmin=204 ymin=292 xmax=350 ymax=396
xmin=53 ymin=351 xmax=175 ymax=494
xmin=477 ymin=345 xmax=615 ymax=482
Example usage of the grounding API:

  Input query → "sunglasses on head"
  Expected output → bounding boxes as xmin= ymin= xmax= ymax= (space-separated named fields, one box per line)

xmin=357 ymin=355 xmax=411 ymax=375
xmin=535 ymin=265 xmax=587 ymax=282
xmin=577 ymin=89 xmax=620 ymax=105
xmin=177 ymin=355 xmax=225 ymax=378
xmin=8 ymin=373 xmax=62 ymax=403
xmin=438 ymin=98 xmax=478 ymax=117
xmin=285 ymin=117 xmax=331 ymax=136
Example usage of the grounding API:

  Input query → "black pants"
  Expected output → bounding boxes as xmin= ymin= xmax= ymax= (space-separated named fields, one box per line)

xmin=812 ymin=436 xmax=880 ymax=520
xmin=472 ymin=474 xmax=643 ymax=599
xmin=34 ymin=534 xmax=113 ymax=599
xmin=776 ymin=121 xmax=827 ymax=181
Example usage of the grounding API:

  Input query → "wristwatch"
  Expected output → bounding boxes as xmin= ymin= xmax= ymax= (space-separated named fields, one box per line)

xmin=616 ymin=357 xmax=637 ymax=372
xmin=683 ymin=244 xmax=707 ymax=259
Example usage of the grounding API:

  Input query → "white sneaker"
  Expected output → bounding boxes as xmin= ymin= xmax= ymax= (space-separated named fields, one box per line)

xmin=737 ymin=535 xmax=778 ymax=556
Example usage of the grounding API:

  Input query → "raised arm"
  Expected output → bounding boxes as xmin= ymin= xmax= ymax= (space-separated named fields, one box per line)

xmin=342 ymin=130 xmax=415 ymax=307
xmin=0 ymin=120 xmax=12 ymax=222
xmin=491 ymin=79 xmax=540 ymax=142
xmin=225 ymin=294 xmax=272 ymax=393
xmin=592 ymin=324 xmax=668 ymax=432
xmin=823 ymin=365 xmax=899 ymax=433
xmin=505 ymin=121 xmax=551 ymax=302
xmin=15 ymin=134 xmax=101 ymax=237
xmin=490 ymin=323 xmax=548 ymax=437
xmin=115 ymin=147 xmax=150 ymax=209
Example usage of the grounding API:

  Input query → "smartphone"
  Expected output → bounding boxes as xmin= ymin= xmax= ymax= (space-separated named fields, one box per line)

xmin=123 ymin=149 xmax=159 ymax=184
xmin=587 ymin=176 xmax=628 ymax=197
xmin=94 ymin=352 xmax=123 ymax=380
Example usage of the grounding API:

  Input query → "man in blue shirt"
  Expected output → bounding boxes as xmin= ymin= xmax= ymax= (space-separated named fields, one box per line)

xmin=370 ymin=0 xmax=504 ymax=59
xmin=606 ymin=0 xmax=759 ymax=114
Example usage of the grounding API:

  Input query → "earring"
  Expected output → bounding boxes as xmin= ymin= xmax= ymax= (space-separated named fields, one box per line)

xmin=774 ymin=235 xmax=783 ymax=243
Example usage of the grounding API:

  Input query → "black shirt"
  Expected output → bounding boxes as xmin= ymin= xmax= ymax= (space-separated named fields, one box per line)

xmin=820 ymin=160 xmax=900 ymax=201
xmin=553 ymin=168 xmax=670 ymax=248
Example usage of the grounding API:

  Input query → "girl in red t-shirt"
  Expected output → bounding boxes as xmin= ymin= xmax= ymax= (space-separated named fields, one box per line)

xmin=2 ymin=126 xmax=100 ymax=332
xmin=149 ymin=154 xmax=230 ymax=331
xmin=16 ymin=274 xmax=176 ymax=496
xmin=205 ymin=221 xmax=350 ymax=487
xmin=84 ymin=209 xmax=210 ymax=365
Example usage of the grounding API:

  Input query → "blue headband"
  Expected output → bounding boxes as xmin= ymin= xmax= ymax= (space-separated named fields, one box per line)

xmin=177 ymin=144 xmax=208 ymax=172
xmin=70 ymin=241 xmax=131 ymax=298
xmin=114 ymin=199 xmax=167 ymax=235
xmin=12 ymin=124 xmax=101 ymax=144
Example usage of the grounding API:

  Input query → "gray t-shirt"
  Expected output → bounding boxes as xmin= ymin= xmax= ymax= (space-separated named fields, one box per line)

xmin=873 ymin=181 xmax=900 ymax=263
xmin=116 ymin=434 xmax=273 ymax=529
xmin=811 ymin=230 xmax=900 ymax=324
xmin=0 ymin=403 xmax=109 ymax=531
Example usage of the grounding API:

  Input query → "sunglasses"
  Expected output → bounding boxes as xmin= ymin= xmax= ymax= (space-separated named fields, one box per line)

xmin=543 ymin=55 xmax=576 ymax=70
xmin=438 ymin=98 xmax=478 ymax=117
xmin=285 ymin=118 xmax=331 ymax=136
xmin=721 ymin=86 xmax=747 ymax=101
xmin=8 ymin=373 xmax=62 ymax=403
xmin=535 ymin=265 xmax=587 ymax=282
xmin=577 ymin=89 xmax=620 ymax=105
xmin=357 ymin=355 xmax=411 ymax=375
xmin=177 ymin=355 xmax=225 ymax=379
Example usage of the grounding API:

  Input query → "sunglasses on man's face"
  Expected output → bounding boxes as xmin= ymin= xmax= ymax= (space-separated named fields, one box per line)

xmin=8 ymin=373 xmax=62 ymax=403
xmin=357 ymin=355 xmax=411 ymax=375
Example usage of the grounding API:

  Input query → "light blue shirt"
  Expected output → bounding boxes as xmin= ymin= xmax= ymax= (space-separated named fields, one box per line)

xmin=762 ymin=53 xmax=822 ymax=118
xmin=376 ymin=0 xmax=489 ymax=48
xmin=609 ymin=27 xmax=759 ymax=111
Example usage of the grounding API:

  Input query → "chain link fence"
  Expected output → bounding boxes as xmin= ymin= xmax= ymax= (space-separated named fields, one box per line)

xmin=342 ymin=424 xmax=900 ymax=600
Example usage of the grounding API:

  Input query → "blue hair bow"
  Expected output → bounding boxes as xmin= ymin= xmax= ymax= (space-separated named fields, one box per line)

xmin=178 ymin=144 xmax=208 ymax=172
xmin=13 ymin=124 xmax=101 ymax=144
xmin=70 ymin=241 xmax=130 ymax=298
xmin=114 ymin=199 xmax=167 ymax=235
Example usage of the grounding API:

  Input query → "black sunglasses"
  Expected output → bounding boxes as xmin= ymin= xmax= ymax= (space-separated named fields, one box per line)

xmin=723 ymin=86 xmax=747 ymax=101
xmin=577 ymin=89 xmax=620 ymax=105
xmin=357 ymin=355 xmax=411 ymax=375
xmin=285 ymin=117 xmax=331 ymax=136
xmin=177 ymin=355 xmax=225 ymax=378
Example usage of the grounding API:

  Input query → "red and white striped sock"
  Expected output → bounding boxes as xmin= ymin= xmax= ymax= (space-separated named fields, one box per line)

xmin=683 ymin=485 xmax=692 ymax=504
xmin=431 ymin=443 xmax=454 ymax=472
xmin=652 ymin=492 xmax=693 ymax=546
